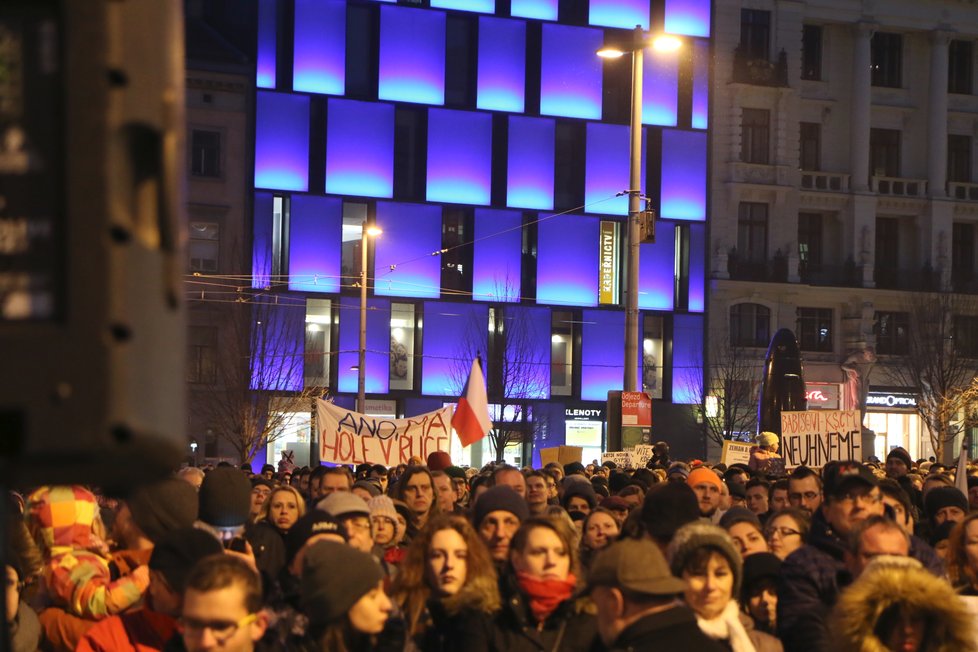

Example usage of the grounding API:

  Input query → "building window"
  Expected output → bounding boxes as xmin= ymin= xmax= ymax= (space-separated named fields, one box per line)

xmin=551 ymin=310 xmax=575 ymax=396
xmin=187 ymin=326 xmax=217 ymax=384
xmin=875 ymin=217 xmax=899 ymax=287
xmin=954 ymin=315 xmax=978 ymax=357
xmin=799 ymin=122 xmax=821 ymax=171
xmin=798 ymin=212 xmax=823 ymax=272
xmin=441 ymin=208 xmax=472 ymax=295
xmin=949 ymin=40 xmax=973 ymax=95
xmin=801 ymin=25 xmax=822 ymax=81
xmin=643 ymin=315 xmax=664 ymax=399
xmin=737 ymin=202 xmax=768 ymax=264
xmin=341 ymin=202 xmax=368 ymax=289
xmin=304 ymin=299 xmax=332 ymax=388
xmin=948 ymin=134 xmax=972 ymax=183
xmin=390 ymin=303 xmax=416 ymax=391
xmin=871 ymin=32 xmax=902 ymax=88
xmin=952 ymin=222 xmax=976 ymax=287
xmin=191 ymin=129 xmax=222 ymax=178
xmin=741 ymin=108 xmax=770 ymax=164
xmin=739 ymin=9 xmax=771 ymax=60
xmin=730 ymin=303 xmax=770 ymax=348
xmin=796 ymin=307 xmax=833 ymax=352
xmin=188 ymin=222 xmax=219 ymax=273
xmin=870 ymin=128 xmax=901 ymax=178
xmin=874 ymin=311 xmax=909 ymax=355
xmin=271 ymin=195 xmax=290 ymax=281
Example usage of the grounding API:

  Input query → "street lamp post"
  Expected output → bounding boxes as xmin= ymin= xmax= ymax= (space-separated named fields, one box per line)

xmin=358 ymin=222 xmax=381 ymax=413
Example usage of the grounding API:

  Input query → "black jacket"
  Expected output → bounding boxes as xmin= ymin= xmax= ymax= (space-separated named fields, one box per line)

xmin=607 ymin=605 xmax=726 ymax=652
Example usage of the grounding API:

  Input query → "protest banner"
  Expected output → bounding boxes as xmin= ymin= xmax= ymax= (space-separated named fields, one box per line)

xmin=317 ymin=399 xmax=453 ymax=466
xmin=632 ymin=444 xmax=654 ymax=467
xmin=539 ymin=445 xmax=583 ymax=467
xmin=601 ymin=451 xmax=636 ymax=468
xmin=721 ymin=440 xmax=753 ymax=467
xmin=781 ymin=409 xmax=862 ymax=469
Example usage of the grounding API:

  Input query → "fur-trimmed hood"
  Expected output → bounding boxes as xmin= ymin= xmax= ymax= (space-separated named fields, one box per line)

xmin=831 ymin=557 xmax=977 ymax=652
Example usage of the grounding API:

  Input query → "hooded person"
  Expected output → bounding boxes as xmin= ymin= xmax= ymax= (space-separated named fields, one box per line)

xmin=112 ymin=478 xmax=200 ymax=576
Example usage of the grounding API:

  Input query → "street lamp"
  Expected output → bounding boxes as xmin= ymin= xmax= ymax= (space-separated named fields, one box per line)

xmin=598 ymin=27 xmax=681 ymax=392
xmin=358 ymin=221 xmax=382 ymax=413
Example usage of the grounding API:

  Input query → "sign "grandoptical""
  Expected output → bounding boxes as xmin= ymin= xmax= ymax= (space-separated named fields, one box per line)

xmin=866 ymin=392 xmax=918 ymax=408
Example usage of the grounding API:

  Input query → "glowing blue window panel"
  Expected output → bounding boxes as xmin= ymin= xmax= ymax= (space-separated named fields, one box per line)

xmin=477 ymin=17 xmax=526 ymax=113
xmin=503 ymin=306 xmax=551 ymax=399
xmin=422 ymin=302 xmax=489 ymax=396
xmin=256 ymin=0 xmax=277 ymax=88
xmin=688 ymin=223 xmax=706 ymax=312
xmin=665 ymin=0 xmax=710 ymax=37
xmin=638 ymin=232 xmax=676 ymax=310
xmin=660 ymin=129 xmax=706 ymax=221
xmin=643 ymin=47 xmax=680 ymax=126
xmin=378 ymin=7 xmax=445 ymax=106
xmin=540 ymin=24 xmax=603 ymax=120
xmin=250 ymin=298 xmax=304 ymax=392
xmin=507 ymin=116 xmax=554 ymax=210
xmin=252 ymin=192 xmax=275 ymax=289
xmin=473 ymin=209 xmax=523 ymax=303
xmin=672 ymin=314 xmax=704 ymax=403
xmin=337 ymin=296 xmax=390 ymax=395
xmin=585 ymin=123 xmax=645 ymax=216
xmin=581 ymin=309 xmax=625 ymax=401
xmin=431 ymin=0 xmax=494 ymax=12
xmin=537 ymin=214 xmax=599 ymax=307
xmin=427 ymin=109 xmax=492 ymax=205
xmin=374 ymin=202 xmax=442 ymax=299
xmin=325 ymin=99 xmax=394 ymax=198
xmin=293 ymin=0 xmax=345 ymax=95
xmin=288 ymin=195 xmax=342 ymax=293
xmin=589 ymin=0 xmax=649 ymax=29
xmin=692 ymin=40 xmax=709 ymax=129
xmin=511 ymin=0 xmax=558 ymax=20
xmin=255 ymin=92 xmax=309 ymax=191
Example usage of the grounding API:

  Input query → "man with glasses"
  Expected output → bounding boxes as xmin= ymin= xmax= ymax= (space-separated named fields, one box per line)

xmin=178 ymin=555 xmax=269 ymax=652
xmin=318 ymin=492 xmax=374 ymax=553
xmin=787 ymin=466 xmax=823 ymax=514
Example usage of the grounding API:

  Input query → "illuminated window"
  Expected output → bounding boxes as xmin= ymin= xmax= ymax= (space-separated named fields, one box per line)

xmin=304 ymin=299 xmax=332 ymax=388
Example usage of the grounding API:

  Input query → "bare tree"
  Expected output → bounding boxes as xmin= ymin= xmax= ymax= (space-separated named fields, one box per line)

xmin=697 ymin=331 xmax=761 ymax=449
xmin=877 ymin=290 xmax=978 ymax=460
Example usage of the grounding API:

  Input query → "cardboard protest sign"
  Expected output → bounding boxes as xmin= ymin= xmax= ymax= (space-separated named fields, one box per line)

xmin=781 ymin=409 xmax=862 ymax=469
xmin=602 ymin=451 xmax=636 ymax=468
xmin=317 ymin=399 xmax=453 ymax=466
xmin=539 ymin=445 xmax=584 ymax=467
xmin=632 ymin=444 xmax=654 ymax=468
xmin=721 ymin=440 xmax=753 ymax=467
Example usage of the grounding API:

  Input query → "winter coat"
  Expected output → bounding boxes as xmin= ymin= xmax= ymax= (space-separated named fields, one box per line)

xmin=831 ymin=559 xmax=977 ymax=652
xmin=739 ymin=612 xmax=782 ymax=652
xmin=9 ymin=602 xmax=40 ymax=652
xmin=403 ymin=599 xmax=492 ymax=652
xmin=75 ymin=608 xmax=178 ymax=652
xmin=606 ymin=604 xmax=726 ymax=652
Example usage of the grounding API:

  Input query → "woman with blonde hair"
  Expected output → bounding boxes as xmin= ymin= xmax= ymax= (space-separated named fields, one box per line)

xmin=262 ymin=485 xmax=307 ymax=535
xmin=391 ymin=513 xmax=500 ymax=651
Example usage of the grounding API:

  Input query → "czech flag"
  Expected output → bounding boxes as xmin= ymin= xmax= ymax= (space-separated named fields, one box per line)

xmin=452 ymin=357 xmax=492 ymax=447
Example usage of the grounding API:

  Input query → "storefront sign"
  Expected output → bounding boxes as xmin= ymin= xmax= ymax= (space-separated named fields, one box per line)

xmin=781 ymin=409 xmax=862 ymax=469
xmin=804 ymin=383 xmax=840 ymax=410
xmin=599 ymin=221 xmax=619 ymax=305
xmin=866 ymin=392 xmax=918 ymax=408
xmin=565 ymin=407 xmax=604 ymax=420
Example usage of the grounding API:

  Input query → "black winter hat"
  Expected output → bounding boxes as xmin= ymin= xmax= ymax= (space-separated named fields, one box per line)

xmin=285 ymin=509 xmax=346 ymax=565
xmin=924 ymin=485 xmax=968 ymax=522
xmin=198 ymin=467 xmax=252 ymax=528
xmin=564 ymin=461 xmax=586 ymax=476
xmin=149 ymin=527 xmax=224 ymax=594
xmin=886 ymin=447 xmax=913 ymax=469
xmin=741 ymin=552 xmax=781 ymax=602
xmin=472 ymin=485 xmax=529 ymax=527
xmin=128 ymin=478 xmax=199 ymax=543
xmin=640 ymin=481 xmax=700 ymax=544
xmin=301 ymin=540 xmax=383 ymax=629
xmin=719 ymin=506 xmax=761 ymax=531
xmin=562 ymin=482 xmax=598 ymax=511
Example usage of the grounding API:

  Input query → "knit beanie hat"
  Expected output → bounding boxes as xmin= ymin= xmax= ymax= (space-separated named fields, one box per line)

xmin=427 ymin=451 xmax=452 ymax=471
xmin=924 ymin=485 xmax=968 ymax=521
xmin=367 ymin=495 xmax=398 ymax=524
xmin=718 ymin=506 xmax=762 ymax=532
xmin=472 ymin=485 xmax=529 ymax=527
xmin=301 ymin=540 xmax=383 ymax=630
xmin=128 ymin=478 xmax=199 ymax=543
xmin=640 ymin=482 xmax=700 ymax=543
xmin=285 ymin=510 xmax=347 ymax=565
xmin=687 ymin=467 xmax=723 ymax=491
xmin=756 ymin=431 xmax=779 ymax=449
xmin=741 ymin=552 xmax=781 ymax=602
xmin=198 ymin=467 xmax=252 ymax=528
xmin=667 ymin=461 xmax=691 ymax=480
xmin=562 ymin=482 xmax=597 ymax=510
xmin=667 ymin=522 xmax=743 ymax=597
xmin=352 ymin=480 xmax=382 ymax=498
xmin=317 ymin=492 xmax=370 ymax=519
xmin=886 ymin=446 xmax=913 ymax=469
xmin=149 ymin=527 xmax=223 ymax=594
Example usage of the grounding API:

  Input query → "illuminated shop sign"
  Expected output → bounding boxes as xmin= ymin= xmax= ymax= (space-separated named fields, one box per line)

xmin=565 ymin=407 xmax=604 ymax=420
xmin=866 ymin=392 xmax=918 ymax=408
xmin=804 ymin=382 xmax=840 ymax=409
xmin=599 ymin=221 xmax=619 ymax=305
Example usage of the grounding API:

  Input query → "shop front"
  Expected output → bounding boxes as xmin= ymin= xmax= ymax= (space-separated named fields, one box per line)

xmin=564 ymin=405 xmax=605 ymax=465
xmin=863 ymin=390 xmax=931 ymax=461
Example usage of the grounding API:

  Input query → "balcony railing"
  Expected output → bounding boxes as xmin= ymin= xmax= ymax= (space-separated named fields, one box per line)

xmin=798 ymin=262 xmax=862 ymax=288
xmin=727 ymin=251 xmax=788 ymax=282
xmin=732 ymin=48 xmax=789 ymax=87
xmin=871 ymin=176 xmax=928 ymax=197
xmin=948 ymin=181 xmax=978 ymax=201
xmin=874 ymin=265 xmax=941 ymax=291
xmin=800 ymin=171 xmax=850 ymax=192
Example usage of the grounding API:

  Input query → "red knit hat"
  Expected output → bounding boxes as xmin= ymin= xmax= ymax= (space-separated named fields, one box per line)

xmin=426 ymin=451 xmax=452 ymax=471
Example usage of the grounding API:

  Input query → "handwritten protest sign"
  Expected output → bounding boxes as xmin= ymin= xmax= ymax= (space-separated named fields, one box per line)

xmin=721 ymin=440 xmax=753 ymax=467
xmin=317 ymin=399 xmax=453 ymax=466
xmin=632 ymin=444 xmax=654 ymax=468
xmin=781 ymin=409 xmax=862 ymax=469
xmin=602 ymin=451 xmax=636 ymax=468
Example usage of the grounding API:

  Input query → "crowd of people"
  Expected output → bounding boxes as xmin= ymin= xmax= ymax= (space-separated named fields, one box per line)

xmin=7 ymin=437 xmax=978 ymax=651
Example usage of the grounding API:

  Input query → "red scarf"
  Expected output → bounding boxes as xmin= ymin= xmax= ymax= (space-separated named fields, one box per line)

xmin=516 ymin=571 xmax=577 ymax=624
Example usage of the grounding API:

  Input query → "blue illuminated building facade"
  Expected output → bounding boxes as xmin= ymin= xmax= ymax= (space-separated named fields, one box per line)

xmin=251 ymin=0 xmax=712 ymax=466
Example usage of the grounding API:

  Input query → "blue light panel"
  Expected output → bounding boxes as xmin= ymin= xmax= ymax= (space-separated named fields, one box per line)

xmin=374 ymin=202 xmax=442 ymax=299
xmin=325 ymin=99 xmax=394 ymax=198
xmin=250 ymin=299 xmax=304 ymax=392
xmin=255 ymin=92 xmax=309 ymax=191
xmin=337 ymin=296 xmax=391 ymax=395
xmin=692 ymin=40 xmax=709 ymax=129
xmin=581 ymin=309 xmax=625 ymax=401
xmin=252 ymin=192 xmax=274 ymax=289
xmin=585 ymin=122 xmax=644 ymax=216
xmin=644 ymin=47 xmax=680 ymax=126
xmin=293 ymin=0 xmax=345 ymax=95
xmin=256 ymin=0 xmax=277 ymax=88
xmin=665 ymin=0 xmax=711 ymax=38
xmin=537 ymin=214 xmax=599 ymax=306
xmin=427 ymin=109 xmax=492 ymax=205
xmin=473 ymin=208 xmax=523 ymax=302
xmin=540 ymin=24 xmax=603 ymax=120
xmin=432 ymin=0 xmax=494 ymax=12
xmin=378 ymin=7 xmax=445 ymax=105
xmin=288 ymin=195 xmax=342 ymax=293
xmin=639 ymin=232 xmax=676 ymax=310
xmin=477 ymin=17 xmax=526 ymax=113
xmin=589 ymin=0 xmax=650 ymax=29
xmin=688 ymin=223 xmax=706 ymax=312
xmin=672 ymin=314 xmax=704 ymax=403
xmin=660 ymin=129 xmax=707 ymax=221
xmin=422 ymin=302 xmax=489 ymax=396
xmin=507 ymin=116 xmax=554 ymax=210
xmin=511 ymin=0 xmax=558 ymax=20
xmin=502 ymin=306 xmax=551 ymax=399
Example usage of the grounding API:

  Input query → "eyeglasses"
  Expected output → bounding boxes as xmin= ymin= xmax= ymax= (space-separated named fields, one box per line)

xmin=835 ymin=491 xmax=882 ymax=506
xmin=789 ymin=491 xmax=820 ymax=502
xmin=178 ymin=613 xmax=258 ymax=644
xmin=764 ymin=526 xmax=801 ymax=539
xmin=346 ymin=518 xmax=373 ymax=533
